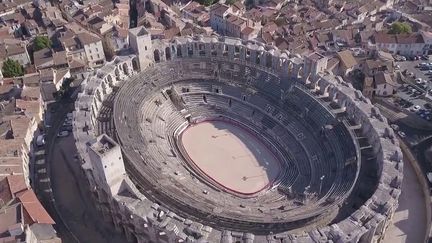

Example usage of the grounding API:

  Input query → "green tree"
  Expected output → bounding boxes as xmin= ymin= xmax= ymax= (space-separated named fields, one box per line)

xmin=33 ymin=36 xmax=52 ymax=51
xmin=2 ymin=59 xmax=24 ymax=78
xmin=388 ymin=22 xmax=412 ymax=34
xmin=197 ymin=0 xmax=214 ymax=6
xmin=225 ymin=0 xmax=236 ymax=5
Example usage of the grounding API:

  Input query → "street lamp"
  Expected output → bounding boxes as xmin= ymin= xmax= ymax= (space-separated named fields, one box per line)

xmin=319 ymin=175 xmax=325 ymax=195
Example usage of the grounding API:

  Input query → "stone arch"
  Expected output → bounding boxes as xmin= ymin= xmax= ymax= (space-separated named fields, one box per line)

xmin=256 ymin=52 xmax=261 ymax=65
xmin=154 ymin=49 xmax=161 ymax=63
xmin=122 ymin=62 xmax=129 ymax=75
xmin=288 ymin=61 xmax=294 ymax=76
xmin=95 ymin=89 xmax=102 ymax=102
xmin=115 ymin=67 xmax=121 ymax=79
xmin=132 ymin=57 xmax=139 ymax=71
xmin=266 ymin=53 xmax=272 ymax=68
xmin=297 ymin=66 xmax=304 ymax=79
xmin=165 ymin=47 xmax=171 ymax=60
xmin=107 ymin=74 xmax=114 ymax=87
xmin=101 ymin=81 xmax=107 ymax=95
xmin=177 ymin=45 xmax=182 ymax=57
xmin=187 ymin=45 xmax=193 ymax=57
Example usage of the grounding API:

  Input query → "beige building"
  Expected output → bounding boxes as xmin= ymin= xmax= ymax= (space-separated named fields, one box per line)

xmin=61 ymin=32 xmax=106 ymax=69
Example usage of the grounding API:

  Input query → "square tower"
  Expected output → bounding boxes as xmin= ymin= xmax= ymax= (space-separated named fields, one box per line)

xmin=88 ymin=134 xmax=126 ymax=195
xmin=303 ymin=52 xmax=328 ymax=81
xmin=129 ymin=27 xmax=153 ymax=70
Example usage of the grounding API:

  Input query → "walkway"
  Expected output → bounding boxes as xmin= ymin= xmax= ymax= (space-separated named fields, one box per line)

xmin=384 ymin=159 xmax=427 ymax=243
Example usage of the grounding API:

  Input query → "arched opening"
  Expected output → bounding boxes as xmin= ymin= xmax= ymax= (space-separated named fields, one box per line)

xmin=298 ymin=66 xmax=304 ymax=79
xmin=266 ymin=54 xmax=272 ymax=68
xmin=132 ymin=57 xmax=139 ymax=71
xmin=165 ymin=47 xmax=171 ymax=60
xmin=154 ymin=49 xmax=161 ymax=63
xmin=177 ymin=45 xmax=182 ymax=57
xmin=96 ymin=89 xmax=102 ymax=102
xmin=107 ymin=75 xmax=113 ymax=87
xmin=122 ymin=63 xmax=129 ymax=75
xmin=187 ymin=45 xmax=193 ymax=57
xmin=288 ymin=62 xmax=293 ymax=76
xmin=101 ymin=81 xmax=107 ymax=95
xmin=115 ymin=67 xmax=121 ymax=79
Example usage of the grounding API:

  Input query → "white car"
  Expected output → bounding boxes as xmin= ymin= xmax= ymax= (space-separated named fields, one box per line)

xmin=63 ymin=120 xmax=72 ymax=126
xmin=416 ymin=78 xmax=422 ymax=84
xmin=57 ymin=131 xmax=69 ymax=137
xmin=398 ymin=131 xmax=406 ymax=138
xmin=36 ymin=135 xmax=45 ymax=147
xmin=390 ymin=124 xmax=399 ymax=131
xmin=411 ymin=105 xmax=421 ymax=112
xmin=66 ymin=113 xmax=73 ymax=119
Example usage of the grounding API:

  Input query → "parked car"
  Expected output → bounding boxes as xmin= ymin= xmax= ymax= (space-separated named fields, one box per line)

xmin=61 ymin=125 xmax=73 ymax=132
xmin=63 ymin=120 xmax=72 ymax=126
xmin=398 ymin=131 xmax=406 ymax=138
xmin=57 ymin=131 xmax=69 ymax=137
xmin=390 ymin=124 xmax=399 ymax=131
xmin=411 ymin=105 xmax=421 ymax=112
xmin=36 ymin=135 xmax=45 ymax=147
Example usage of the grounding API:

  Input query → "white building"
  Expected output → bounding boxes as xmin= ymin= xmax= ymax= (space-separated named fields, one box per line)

xmin=372 ymin=31 xmax=431 ymax=56
xmin=0 ymin=41 xmax=31 ymax=66
xmin=60 ymin=32 xmax=106 ymax=68
xmin=210 ymin=3 xmax=230 ymax=34
xmin=374 ymin=72 xmax=397 ymax=96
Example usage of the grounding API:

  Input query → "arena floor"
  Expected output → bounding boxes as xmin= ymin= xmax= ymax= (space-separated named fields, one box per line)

xmin=181 ymin=120 xmax=281 ymax=195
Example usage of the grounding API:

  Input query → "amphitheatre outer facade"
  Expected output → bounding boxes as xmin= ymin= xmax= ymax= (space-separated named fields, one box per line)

xmin=72 ymin=27 xmax=403 ymax=243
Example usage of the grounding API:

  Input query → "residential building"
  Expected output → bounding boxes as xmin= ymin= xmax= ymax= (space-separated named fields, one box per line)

xmin=0 ymin=40 xmax=31 ymax=67
xmin=60 ymin=31 xmax=106 ymax=68
xmin=371 ymin=31 xmax=430 ymax=56
xmin=373 ymin=71 xmax=397 ymax=96
xmin=336 ymin=50 xmax=358 ymax=76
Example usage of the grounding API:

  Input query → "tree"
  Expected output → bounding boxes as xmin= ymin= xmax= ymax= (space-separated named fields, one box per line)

xmin=225 ymin=0 xmax=236 ymax=5
xmin=197 ymin=0 xmax=214 ymax=6
xmin=2 ymin=59 xmax=24 ymax=78
xmin=388 ymin=22 xmax=412 ymax=34
xmin=33 ymin=36 xmax=52 ymax=51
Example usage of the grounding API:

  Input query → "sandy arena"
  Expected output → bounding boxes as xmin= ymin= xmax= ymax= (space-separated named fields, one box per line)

xmin=180 ymin=120 xmax=281 ymax=195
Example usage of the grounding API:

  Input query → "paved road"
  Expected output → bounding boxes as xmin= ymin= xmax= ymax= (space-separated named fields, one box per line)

xmin=34 ymin=99 xmax=127 ymax=243
xmin=50 ymin=135 xmax=126 ymax=243
xmin=384 ymin=159 xmax=427 ymax=243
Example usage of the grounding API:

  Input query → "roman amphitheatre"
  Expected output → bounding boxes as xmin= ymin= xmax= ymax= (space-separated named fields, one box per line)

xmin=71 ymin=27 xmax=403 ymax=242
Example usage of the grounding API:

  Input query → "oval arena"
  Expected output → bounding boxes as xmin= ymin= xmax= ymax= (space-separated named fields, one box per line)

xmin=72 ymin=27 xmax=403 ymax=243
xmin=178 ymin=119 xmax=281 ymax=196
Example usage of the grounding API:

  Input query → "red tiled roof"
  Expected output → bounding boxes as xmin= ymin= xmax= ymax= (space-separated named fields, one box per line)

xmin=18 ymin=189 xmax=55 ymax=225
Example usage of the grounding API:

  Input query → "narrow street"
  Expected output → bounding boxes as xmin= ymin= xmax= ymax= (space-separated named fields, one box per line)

xmin=34 ymin=100 xmax=126 ymax=242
